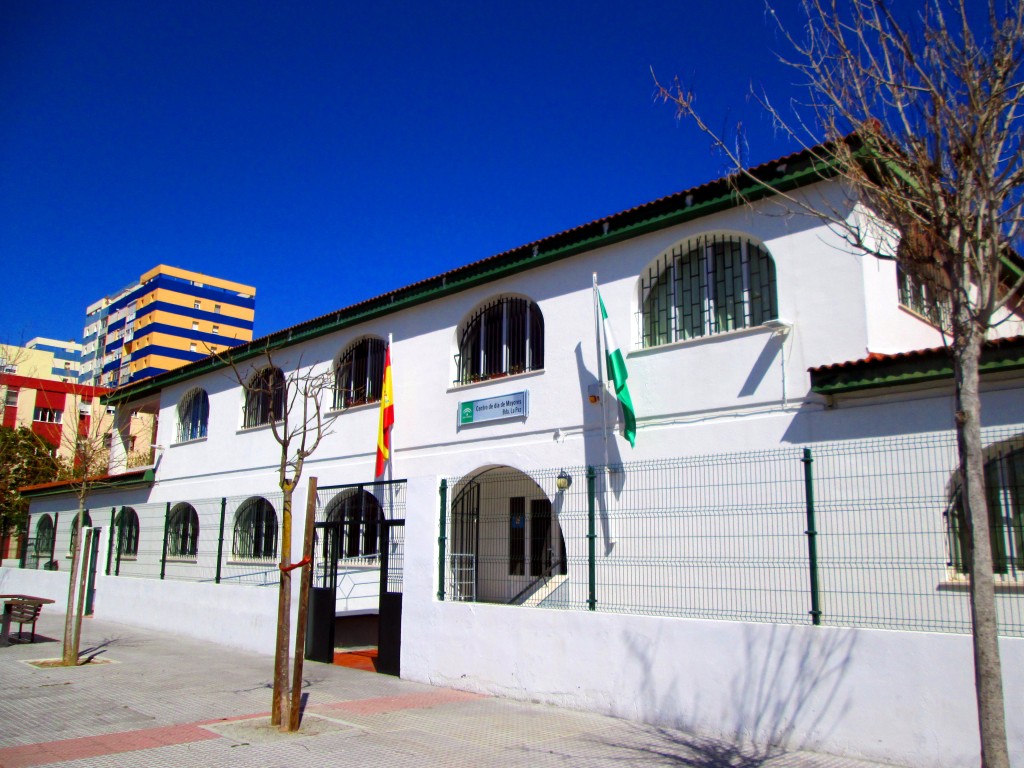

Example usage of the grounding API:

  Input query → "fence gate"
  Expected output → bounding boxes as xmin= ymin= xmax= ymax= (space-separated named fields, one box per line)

xmin=305 ymin=520 xmax=341 ymax=663
xmin=377 ymin=517 xmax=405 ymax=676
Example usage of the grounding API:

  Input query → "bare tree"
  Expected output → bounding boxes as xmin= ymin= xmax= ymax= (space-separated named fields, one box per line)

xmin=54 ymin=391 xmax=129 ymax=666
xmin=224 ymin=345 xmax=337 ymax=731
xmin=655 ymin=2 xmax=1022 ymax=765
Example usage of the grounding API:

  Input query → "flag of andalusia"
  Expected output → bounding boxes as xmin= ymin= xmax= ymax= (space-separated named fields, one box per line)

xmin=598 ymin=290 xmax=636 ymax=447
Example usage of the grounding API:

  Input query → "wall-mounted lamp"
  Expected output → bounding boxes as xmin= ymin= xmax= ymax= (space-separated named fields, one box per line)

xmin=556 ymin=470 xmax=573 ymax=492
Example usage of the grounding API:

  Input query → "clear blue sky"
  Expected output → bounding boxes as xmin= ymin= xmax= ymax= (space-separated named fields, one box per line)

xmin=2 ymin=1 xmax=819 ymax=344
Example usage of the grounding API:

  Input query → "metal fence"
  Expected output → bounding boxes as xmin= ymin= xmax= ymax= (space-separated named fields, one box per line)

xmin=23 ymin=492 xmax=289 ymax=587
xmin=439 ymin=425 xmax=1024 ymax=637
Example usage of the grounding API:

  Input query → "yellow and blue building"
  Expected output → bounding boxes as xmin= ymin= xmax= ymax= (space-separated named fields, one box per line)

xmin=80 ymin=265 xmax=255 ymax=386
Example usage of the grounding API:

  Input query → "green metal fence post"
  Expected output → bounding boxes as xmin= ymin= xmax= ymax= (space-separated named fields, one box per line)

xmin=587 ymin=466 xmax=597 ymax=611
xmin=215 ymin=497 xmax=227 ymax=584
xmin=160 ymin=502 xmax=171 ymax=580
xmin=106 ymin=507 xmax=116 ymax=575
xmin=437 ymin=479 xmax=448 ymax=601
xmin=802 ymin=448 xmax=822 ymax=626
xmin=51 ymin=512 xmax=59 ymax=567
xmin=115 ymin=511 xmax=123 ymax=577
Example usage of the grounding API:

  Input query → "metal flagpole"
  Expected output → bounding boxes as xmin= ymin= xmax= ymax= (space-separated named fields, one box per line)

xmin=385 ymin=333 xmax=395 ymax=520
xmin=592 ymin=273 xmax=610 ymax=470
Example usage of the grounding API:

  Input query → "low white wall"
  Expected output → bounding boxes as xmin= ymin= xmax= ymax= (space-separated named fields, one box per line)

xmin=0 ymin=565 xmax=70 ymax=605
xmin=95 ymin=575 xmax=283 ymax=655
xmin=402 ymin=599 xmax=1022 ymax=768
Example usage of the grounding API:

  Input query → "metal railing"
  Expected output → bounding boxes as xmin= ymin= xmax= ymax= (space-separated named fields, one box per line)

xmin=439 ymin=425 xmax=1024 ymax=637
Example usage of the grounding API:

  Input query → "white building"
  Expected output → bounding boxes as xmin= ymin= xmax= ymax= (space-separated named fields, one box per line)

xmin=8 ymin=145 xmax=1024 ymax=768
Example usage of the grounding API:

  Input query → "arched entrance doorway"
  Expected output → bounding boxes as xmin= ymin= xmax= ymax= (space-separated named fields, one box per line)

xmin=450 ymin=466 xmax=566 ymax=604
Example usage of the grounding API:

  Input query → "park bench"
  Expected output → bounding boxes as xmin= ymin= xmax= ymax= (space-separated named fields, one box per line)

xmin=6 ymin=599 xmax=44 ymax=643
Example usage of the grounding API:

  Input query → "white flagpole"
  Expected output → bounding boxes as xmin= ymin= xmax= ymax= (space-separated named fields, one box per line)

xmin=592 ymin=273 xmax=610 ymax=469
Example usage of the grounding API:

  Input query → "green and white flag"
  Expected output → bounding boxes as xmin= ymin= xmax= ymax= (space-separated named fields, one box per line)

xmin=598 ymin=289 xmax=636 ymax=447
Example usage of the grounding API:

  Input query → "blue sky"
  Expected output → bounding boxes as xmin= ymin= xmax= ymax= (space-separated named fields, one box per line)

xmin=2 ymin=1 xmax=817 ymax=344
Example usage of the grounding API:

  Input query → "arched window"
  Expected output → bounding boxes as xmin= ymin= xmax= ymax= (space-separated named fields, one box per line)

xmin=334 ymin=337 xmax=386 ymax=410
xmin=243 ymin=366 xmax=285 ymax=428
xmin=325 ymin=490 xmax=381 ymax=559
xmin=35 ymin=515 xmax=54 ymax=557
xmin=641 ymin=234 xmax=778 ymax=347
xmin=117 ymin=506 xmax=140 ymax=557
xmin=947 ymin=443 xmax=1024 ymax=578
xmin=69 ymin=510 xmax=93 ymax=555
xmin=167 ymin=503 xmax=199 ymax=558
xmin=457 ymin=297 xmax=544 ymax=384
xmin=176 ymin=388 xmax=210 ymax=442
xmin=233 ymin=497 xmax=278 ymax=560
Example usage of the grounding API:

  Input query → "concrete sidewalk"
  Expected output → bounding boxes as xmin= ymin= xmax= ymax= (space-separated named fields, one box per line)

xmin=0 ymin=612 xmax=898 ymax=768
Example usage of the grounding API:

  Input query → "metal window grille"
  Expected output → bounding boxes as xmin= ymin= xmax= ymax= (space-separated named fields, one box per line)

xmin=243 ymin=367 xmax=284 ymax=428
xmin=946 ymin=442 xmax=1024 ymax=578
xmin=117 ymin=507 xmax=140 ymax=556
xmin=333 ymin=337 xmax=386 ymax=410
xmin=897 ymin=264 xmax=951 ymax=329
xmin=34 ymin=515 xmax=53 ymax=557
xmin=457 ymin=297 xmax=544 ymax=384
xmin=640 ymin=234 xmax=777 ymax=347
xmin=176 ymin=388 xmax=209 ymax=442
xmin=232 ymin=497 xmax=278 ymax=560
xmin=168 ymin=503 xmax=200 ymax=557
xmin=68 ymin=511 xmax=92 ymax=555
xmin=324 ymin=489 xmax=381 ymax=559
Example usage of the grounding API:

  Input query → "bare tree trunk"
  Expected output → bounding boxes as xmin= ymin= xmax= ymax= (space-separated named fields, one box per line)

xmin=61 ymin=504 xmax=85 ymax=666
xmin=289 ymin=476 xmax=318 ymax=732
xmin=71 ymin=527 xmax=92 ymax=663
xmin=272 ymin=488 xmax=293 ymax=729
xmin=954 ymin=321 xmax=1009 ymax=768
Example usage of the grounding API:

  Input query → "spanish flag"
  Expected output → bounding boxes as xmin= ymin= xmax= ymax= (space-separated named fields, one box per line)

xmin=375 ymin=344 xmax=394 ymax=477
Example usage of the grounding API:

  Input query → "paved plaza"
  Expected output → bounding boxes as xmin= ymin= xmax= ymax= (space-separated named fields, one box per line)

xmin=0 ymin=611 xmax=899 ymax=768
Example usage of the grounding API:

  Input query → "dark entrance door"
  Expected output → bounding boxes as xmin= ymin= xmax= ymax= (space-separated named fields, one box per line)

xmin=305 ymin=520 xmax=341 ymax=663
xmin=376 ymin=518 xmax=405 ymax=676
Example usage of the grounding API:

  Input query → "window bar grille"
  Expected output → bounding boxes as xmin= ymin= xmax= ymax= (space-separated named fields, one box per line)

xmin=437 ymin=479 xmax=448 ymax=600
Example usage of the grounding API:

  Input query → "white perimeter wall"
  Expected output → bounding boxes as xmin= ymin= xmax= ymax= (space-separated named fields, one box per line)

xmin=397 ymin=468 xmax=1023 ymax=768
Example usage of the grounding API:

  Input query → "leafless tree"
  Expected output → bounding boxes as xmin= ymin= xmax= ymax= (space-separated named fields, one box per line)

xmin=223 ymin=344 xmax=337 ymax=730
xmin=655 ymin=2 xmax=1022 ymax=765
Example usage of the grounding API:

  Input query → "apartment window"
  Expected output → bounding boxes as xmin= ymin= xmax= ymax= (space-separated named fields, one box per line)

xmin=232 ymin=497 xmax=278 ymax=560
xmin=212 ymin=325 xmax=220 ymax=335
xmin=947 ymin=444 xmax=1024 ymax=579
xmin=641 ymin=234 xmax=778 ymax=347
xmin=214 ymin=304 xmax=222 ymax=313
xmin=333 ymin=337 xmax=386 ymax=410
xmin=457 ymin=296 xmax=544 ymax=384
xmin=116 ymin=507 xmax=140 ymax=557
xmin=5 ymin=388 xmax=18 ymax=408
xmin=325 ymin=490 xmax=381 ymax=559
xmin=189 ymin=343 xmax=197 ymax=353
xmin=194 ymin=300 xmax=201 ymax=309
xmin=167 ymin=503 xmax=200 ymax=558
xmin=177 ymin=388 xmax=210 ymax=442
xmin=33 ymin=408 xmax=62 ymax=424
xmin=102 ymin=433 xmax=112 ymax=449
xmin=243 ymin=366 xmax=285 ymax=428
xmin=192 ymin=321 xmax=199 ymax=331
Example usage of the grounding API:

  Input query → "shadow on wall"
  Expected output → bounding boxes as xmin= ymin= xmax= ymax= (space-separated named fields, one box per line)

xmin=612 ymin=622 xmax=857 ymax=765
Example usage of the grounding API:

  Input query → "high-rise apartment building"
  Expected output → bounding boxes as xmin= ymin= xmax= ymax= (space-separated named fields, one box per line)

xmin=80 ymin=265 xmax=256 ymax=386
xmin=0 ymin=338 xmax=82 ymax=382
